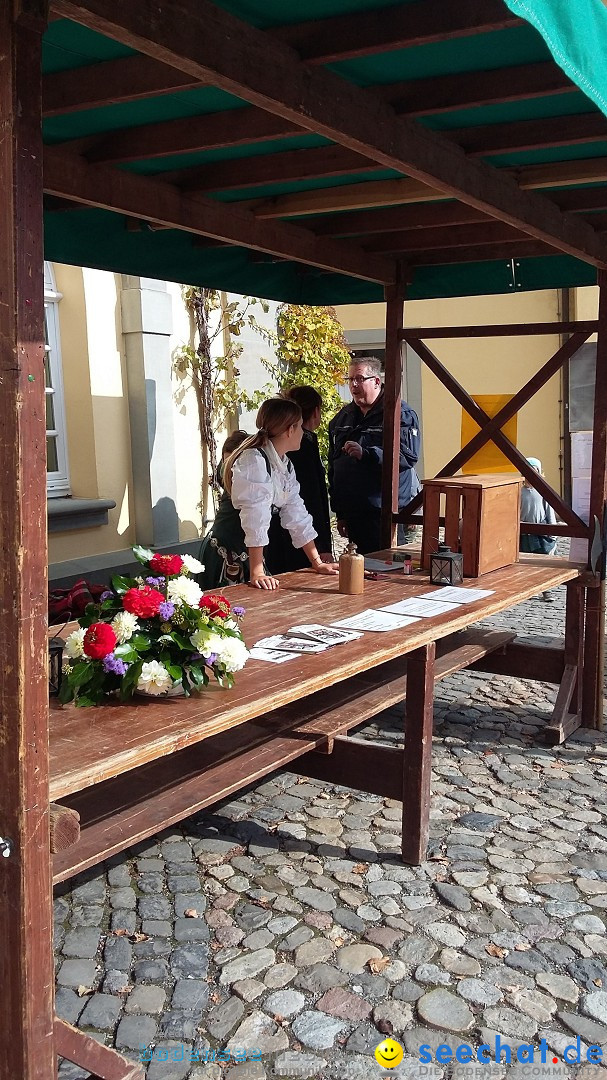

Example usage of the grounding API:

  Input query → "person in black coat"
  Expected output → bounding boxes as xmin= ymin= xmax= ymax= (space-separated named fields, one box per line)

xmin=328 ymin=357 xmax=421 ymax=555
xmin=266 ymin=386 xmax=333 ymax=572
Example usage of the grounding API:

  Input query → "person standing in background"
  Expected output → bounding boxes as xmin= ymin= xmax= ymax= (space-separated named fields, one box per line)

xmin=520 ymin=456 xmax=557 ymax=602
xmin=275 ymin=385 xmax=333 ymax=571
xmin=328 ymin=357 xmax=421 ymax=555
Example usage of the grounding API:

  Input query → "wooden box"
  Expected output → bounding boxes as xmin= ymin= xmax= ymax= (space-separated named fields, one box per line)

xmin=421 ymin=474 xmax=522 ymax=578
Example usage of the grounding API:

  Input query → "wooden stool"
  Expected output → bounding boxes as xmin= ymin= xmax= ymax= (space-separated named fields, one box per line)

xmin=421 ymin=474 xmax=522 ymax=577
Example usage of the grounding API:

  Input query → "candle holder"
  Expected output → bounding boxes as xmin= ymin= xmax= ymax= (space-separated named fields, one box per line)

xmin=430 ymin=544 xmax=464 ymax=586
xmin=49 ymin=636 xmax=64 ymax=697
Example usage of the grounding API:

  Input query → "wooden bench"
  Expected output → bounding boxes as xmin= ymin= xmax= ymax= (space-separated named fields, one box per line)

xmin=53 ymin=627 xmax=514 ymax=880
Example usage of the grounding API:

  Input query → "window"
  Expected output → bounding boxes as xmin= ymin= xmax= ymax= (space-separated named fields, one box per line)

xmin=44 ymin=263 xmax=70 ymax=496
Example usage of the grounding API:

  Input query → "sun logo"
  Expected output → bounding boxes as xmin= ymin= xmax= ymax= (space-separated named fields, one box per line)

xmin=374 ymin=1038 xmax=405 ymax=1069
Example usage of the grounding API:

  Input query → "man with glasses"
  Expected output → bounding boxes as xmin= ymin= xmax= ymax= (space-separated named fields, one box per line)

xmin=328 ymin=357 xmax=421 ymax=554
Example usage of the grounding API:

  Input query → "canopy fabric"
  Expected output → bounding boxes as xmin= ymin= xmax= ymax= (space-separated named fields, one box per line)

xmin=41 ymin=0 xmax=607 ymax=303
xmin=503 ymin=0 xmax=607 ymax=118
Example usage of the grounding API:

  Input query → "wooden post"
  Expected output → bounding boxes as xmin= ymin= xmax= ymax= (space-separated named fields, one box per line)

xmin=381 ymin=273 xmax=406 ymax=548
xmin=582 ymin=269 xmax=607 ymax=728
xmin=0 ymin=3 xmax=55 ymax=1078
xmin=402 ymin=642 xmax=435 ymax=864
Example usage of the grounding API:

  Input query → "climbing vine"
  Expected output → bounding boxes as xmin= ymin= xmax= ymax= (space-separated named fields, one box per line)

xmin=172 ymin=287 xmax=273 ymax=520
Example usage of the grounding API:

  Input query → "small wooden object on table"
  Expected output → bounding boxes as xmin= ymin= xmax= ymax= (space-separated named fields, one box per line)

xmin=421 ymin=473 xmax=522 ymax=577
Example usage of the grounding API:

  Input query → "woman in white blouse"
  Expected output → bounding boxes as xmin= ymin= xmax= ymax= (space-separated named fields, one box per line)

xmin=224 ymin=398 xmax=339 ymax=590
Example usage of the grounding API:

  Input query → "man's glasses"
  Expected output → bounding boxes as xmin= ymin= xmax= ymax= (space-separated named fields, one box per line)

xmin=346 ymin=375 xmax=378 ymax=386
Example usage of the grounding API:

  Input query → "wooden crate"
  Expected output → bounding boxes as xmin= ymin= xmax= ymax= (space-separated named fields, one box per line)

xmin=421 ymin=474 xmax=522 ymax=577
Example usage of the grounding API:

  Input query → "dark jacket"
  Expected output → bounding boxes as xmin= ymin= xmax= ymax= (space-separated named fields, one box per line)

xmin=287 ymin=429 xmax=332 ymax=554
xmin=328 ymin=390 xmax=421 ymax=519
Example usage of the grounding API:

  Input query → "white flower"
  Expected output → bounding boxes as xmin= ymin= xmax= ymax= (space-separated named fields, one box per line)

xmin=167 ymin=576 xmax=203 ymax=608
xmin=111 ymin=610 xmax=140 ymax=643
xmin=224 ymin=618 xmax=238 ymax=632
xmin=136 ymin=660 xmax=173 ymax=696
xmin=181 ymin=554 xmax=204 ymax=575
xmin=190 ymin=629 xmax=224 ymax=658
xmin=217 ymin=637 xmax=248 ymax=673
xmin=65 ymin=627 xmax=86 ymax=659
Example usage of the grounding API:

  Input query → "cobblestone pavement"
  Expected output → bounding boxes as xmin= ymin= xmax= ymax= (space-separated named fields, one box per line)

xmin=55 ymin=572 xmax=607 ymax=1080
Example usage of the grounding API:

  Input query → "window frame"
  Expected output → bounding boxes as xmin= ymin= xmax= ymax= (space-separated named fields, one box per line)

xmin=44 ymin=263 xmax=70 ymax=497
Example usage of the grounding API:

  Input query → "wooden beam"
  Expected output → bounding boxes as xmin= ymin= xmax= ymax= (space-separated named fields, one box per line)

xmin=43 ymin=145 xmax=396 ymax=283
xmin=43 ymin=54 xmax=207 ymax=116
xmin=86 ymin=108 xmax=301 ymax=165
xmin=382 ymin=276 xmax=406 ymax=547
xmin=381 ymin=60 xmax=575 ymax=118
xmin=0 ymin=3 xmax=55 ymax=1078
xmin=451 ymin=113 xmax=607 ymax=158
xmin=271 ymin=0 xmax=521 ymax=65
xmin=398 ymin=321 xmax=598 ymax=338
xmin=171 ymin=145 xmax=379 ymax=194
xmin=406 ymin=334 xmax=588 ymax=531
xmin=309 ymin=202 xmax=491 ymax=237
xmin=409 ymin=239 xmax=553 ymax=264
xmin=554 ymin=188 xmax=607 ymax=213
xmin=50 ymin=0 xmax=607 ymax=267
xmin=402 ymin=643 xmax=435 ymax=865
xmin=49 ymin=803 xmax=80 ymax=853
xmin=245 ymin=160 xmax=607 ymax=220
xmin=366 ymin=220 xmax=523 ymax=253
xmin=55 ymin=1020 xmax=145 ymax=1079
xmin=252 ymin=178 xmax=443 ymax=219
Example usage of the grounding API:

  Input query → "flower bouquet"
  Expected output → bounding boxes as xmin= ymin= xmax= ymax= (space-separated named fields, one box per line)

xmin=59 ymin=547 xmax=248 ymax=706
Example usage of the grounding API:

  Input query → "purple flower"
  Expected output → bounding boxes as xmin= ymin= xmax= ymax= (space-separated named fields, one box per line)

xmin=189 ymin=651 xmax=203 ymax=661
xmin=232 ymin=605 xmax=246 ymax=617
xmin=100 ymin=590 xmax=113 ymax=601
xmin=102 ymin=653 xmax=128 ymax=676
xmin=146 ymin=575 xmax=165 ymax=588
xmin=159 ymin=601 xmax=175 ymax=620
xmin=205 ymin=653 xmax=218 ymax=667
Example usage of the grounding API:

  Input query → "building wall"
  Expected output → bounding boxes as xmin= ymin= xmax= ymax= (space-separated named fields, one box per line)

xmin=49 ymin=267 xmax=208 ymax=575
xmin=337 ymin=290 xmax=564 ymax=493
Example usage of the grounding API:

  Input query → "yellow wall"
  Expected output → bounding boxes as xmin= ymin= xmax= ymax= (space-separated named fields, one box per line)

xmin=49 ymin=267 xmax=207 ymax=565
xmin=337 ymin=290 xmax=564 ymax=493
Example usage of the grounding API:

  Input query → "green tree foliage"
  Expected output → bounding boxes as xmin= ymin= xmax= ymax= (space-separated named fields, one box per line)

xmin=274 ymin=304 xmax=351 ymax=461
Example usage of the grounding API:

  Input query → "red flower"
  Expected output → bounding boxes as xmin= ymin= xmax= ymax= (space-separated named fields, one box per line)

xmin=83 ymin=622 xmax=117 ymax=660
xmin=199 ymin=593 xmax=232 ymax=619
xmin=123 ymin=585 xmax=165 ymax=618
xmin=149 ymin=553 xmax=183 ymax=576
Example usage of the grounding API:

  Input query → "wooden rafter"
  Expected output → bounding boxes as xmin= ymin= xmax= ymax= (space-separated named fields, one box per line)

xmin=42 ymin=145 xmax=396 ymax=284
xmin=271 ymin=0 xmax=521 ymax=65
xmin=43 ymin=55 xmax=208 ymax=116
xmin=49 ymin=0 xmax=607 ymax=267
xmin=379 ymin=60 xmax=575 ymax=117
xmin=450 ymin=112 xmax=607 ymax=158
xmin=408 ymin=239 xmax=552 ymax=264
xmin=247 ymin=158 xmax=607 ymax=220
xmin=365 ymin=220 xmax=524 ymax=254
xmin=165 ymin=146 xmax=379 ymax=193
xmin=308 ymin=201 xmax=491 ymax=237
xmin=86 ymin=108 xmax=301 ymax=164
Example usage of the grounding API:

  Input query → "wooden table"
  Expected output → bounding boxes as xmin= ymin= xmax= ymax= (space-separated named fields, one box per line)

xmin=51 ymin=555 xmax=585 ymax=880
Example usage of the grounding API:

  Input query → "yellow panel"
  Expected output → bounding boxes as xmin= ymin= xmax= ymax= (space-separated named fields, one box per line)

xmin=461 ymin=395 xmax=518 ymax=474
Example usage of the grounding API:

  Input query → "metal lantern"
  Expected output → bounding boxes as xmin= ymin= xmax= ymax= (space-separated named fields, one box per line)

xmin=49 ymin=636 xmax=64 ymax=697
xmin=429 ymin=543 xmax=464 ymax=586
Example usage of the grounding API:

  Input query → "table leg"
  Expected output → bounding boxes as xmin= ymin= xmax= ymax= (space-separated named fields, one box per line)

xmin=402 ymin=642 xmax=435 ymax=865
xmin=545 ymin=580 xmax=585 ymax=745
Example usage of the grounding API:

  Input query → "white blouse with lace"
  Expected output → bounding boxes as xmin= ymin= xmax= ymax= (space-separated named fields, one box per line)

xmin=231 ymin=443 xmax=317 ymax=550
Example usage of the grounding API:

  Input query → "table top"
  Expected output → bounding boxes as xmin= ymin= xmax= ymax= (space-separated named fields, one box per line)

xmin=49 ymin=556 xmax=582 ymax=800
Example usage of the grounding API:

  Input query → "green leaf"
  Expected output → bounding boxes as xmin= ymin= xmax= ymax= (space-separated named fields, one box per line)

xmin=164 ymin=662 xmax=182 ymax=682
xmin=75 ymin=692 xmax=102 ymax=707
xmin=132 ymin=545 xmax=154 ymax=566
xmin=111 ymin=574 xmax=132 ymax=595
xmin=114 ymin=644 xmax=139 ymax=661
xmin=188 ymin=664 xmax=205 ymax=689
xmin=70 ymin=662 xmax=95 ymax=688
xmin=129 ymin=633 xmax=152 ymax=651
xmin=58 ymin=679 xmax=74 ymax=704
xmin=119 ymin=659 xmax=143 ymax=700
